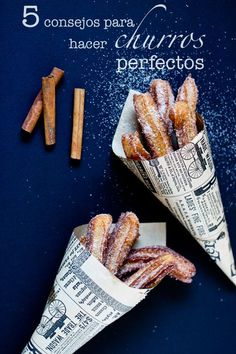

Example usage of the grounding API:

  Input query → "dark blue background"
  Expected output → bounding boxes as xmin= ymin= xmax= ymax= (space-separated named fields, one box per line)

xmin=0 ymin=1 xmax=236 ymax=353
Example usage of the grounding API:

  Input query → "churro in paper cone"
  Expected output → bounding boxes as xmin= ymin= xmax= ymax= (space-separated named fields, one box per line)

xmin=112 ymin=90 xmax=236 ymax=285
xmin=22 ymin=222 xmax=166 ymax=354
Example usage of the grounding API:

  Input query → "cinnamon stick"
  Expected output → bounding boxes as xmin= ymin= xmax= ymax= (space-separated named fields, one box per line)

xmin=22 ymin=67 xmax=64 ymax=133
xmin=71 ymin=88 xmax=85 ymax=160
xmin=42 ymin=76 xmax=56 ymax=145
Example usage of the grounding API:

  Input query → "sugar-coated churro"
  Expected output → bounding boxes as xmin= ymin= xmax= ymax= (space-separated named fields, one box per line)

xmin=105 ymin=212 xmax=139 ymax=275
xmin=122 ymin=131 xmax=151 ymax=160
xmin=177 ymin=74 xmax=198 ymax=114
xmin=133 ymin=93 xmax=173 ymax=158
xmin=125 ymin=249 xmax=196 ymax=288
xmin=117 ymin=259 xmax=147 ymax=279
xmin=150 ymin=79 xmax=174 ymax=131
xmin=81 ymin=212 xmax=196 ymax=289
xmin=125 ymin=256 xmax=174 ymax=288
xmin=120 ymin=246 xmax=196 ymax=286
xmin=86 ymin=214 xmax=112 ymax=264
xmin=121 ymin=75 xmax=200 ymax=160
xmin=169 ymin=101 xmax=198 ymax=148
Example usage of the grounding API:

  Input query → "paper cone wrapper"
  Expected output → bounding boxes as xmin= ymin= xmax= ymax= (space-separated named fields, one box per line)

xmin=22 ymin=222 xmax=166 ymax=354
xmin=112 ymin=90 xmax=236 ymax=286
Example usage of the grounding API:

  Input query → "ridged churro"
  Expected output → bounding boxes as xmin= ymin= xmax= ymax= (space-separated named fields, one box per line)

xmin=125 ymin=250 xmax=196 ymax=288
xmin=120 ymin=246 xmax=196 ymax=285
xmin=121 ymin=75 xmax=200 ymax=160
xmin=169 ymin=101 xmax=198 ymax=148
xmin=126 ymin=245 xmax=170 ymax=262
xmin=150 ymin=79 xmax=174 ymax=131
xmin=82 ymin=212 xmax=196 ymax=289
xmin=177 ymin=74 xmax=198 ymax=113
xmin=117 ymin=259 xmax=147 ymax=279
xmin=105 ymin=212 xmax=139 ymax=275
xmin=125 ymin=256 xmax=174 ymax=288
xmin=86 ymin=214 xmax=112 ymax=264
xmin=133 ymin=93 xmax=173 ymax=158
xmin=122 ymin=132 xmax=151 ymax=160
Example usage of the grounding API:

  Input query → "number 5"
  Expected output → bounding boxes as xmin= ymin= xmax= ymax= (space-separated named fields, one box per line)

xmin=22 ymin=5 xmax=39 ymax=28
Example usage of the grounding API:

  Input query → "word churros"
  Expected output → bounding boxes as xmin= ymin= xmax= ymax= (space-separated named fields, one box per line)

xmin=83 ymin=212 xmax=196 ymax=289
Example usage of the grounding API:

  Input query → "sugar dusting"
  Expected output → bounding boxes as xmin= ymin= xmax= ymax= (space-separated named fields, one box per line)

xmin=76 ymin=44 xmax=236 ymax=214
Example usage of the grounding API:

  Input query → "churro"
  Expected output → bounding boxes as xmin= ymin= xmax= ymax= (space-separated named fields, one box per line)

xmin=105 ymin=212 xmax=139 ymax=275
xmin=126 ymin=245 xmax=170 ymax=262
xmin=86 ymin=214 xmax=112 ymax=264
xmin=121 ymin=75 xmax=200 ymax=160
xmin=120 ymin=246 xmax=196 ymax=285
xmin=117 ymin=259 xmax=147 ymax=279
xmin=177 ymin=74 xmax=198 ymax=113
xmin=125 ymin=256 xmax=174 ymax=288
xmin=150 ymin=79 xmax=174 ymax=131
xmin=169 ymin=101 xmax=198 ymax=148
xmin=133 ymin=93 xmax=173 ymax=158
xmin=125 ymin=250 xmax=196 ymax=288
xmin=122 ymin=131 xmax=151 ymax=160
xmin=82 ymin=212 xmax=196 ymax=289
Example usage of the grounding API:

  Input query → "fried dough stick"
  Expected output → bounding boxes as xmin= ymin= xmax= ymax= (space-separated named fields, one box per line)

xmin=125 ymin=249 xmax=196 ymax=288
xmin=122 ymin=131 xmax=151 ymax=160
xmin=150 ymin=79 xmax=174 ymax=132
xmin=86 ymin=214 xmax=112 ymax=264
xmin=170 ymin=101 xmax=198 ymax=148
xmin=177 ymin=74 xmax=198 ymax=113
xmin=133 ymin=93 xmax=173 ymax=158
xmin=105 ymin=212 xmax=139 ymax=275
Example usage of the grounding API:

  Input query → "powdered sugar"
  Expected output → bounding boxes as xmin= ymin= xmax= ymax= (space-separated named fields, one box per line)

xmin=77 ymin=47 xmax=236 ymax=213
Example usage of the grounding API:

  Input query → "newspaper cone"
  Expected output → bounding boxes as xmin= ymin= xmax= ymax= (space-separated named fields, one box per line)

xmin=112 ymin=90 xmax=236 ymax=286
xmin=22 ymin=222 xmax=166 ymax=354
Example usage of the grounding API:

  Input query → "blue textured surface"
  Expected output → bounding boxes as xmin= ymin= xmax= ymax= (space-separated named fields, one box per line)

xmin=0 ymin=1 xmax=236 ymax=353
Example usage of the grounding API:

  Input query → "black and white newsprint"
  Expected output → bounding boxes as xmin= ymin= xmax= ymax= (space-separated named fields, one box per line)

xmin=22 ymin=223 xmax=166 ymax=354
xmin=112 ymin=90 xmax=236 ymax=285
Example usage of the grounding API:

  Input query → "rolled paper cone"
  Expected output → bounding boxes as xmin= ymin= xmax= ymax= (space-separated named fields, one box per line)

xmin=112 ymin=90 xmax=236 ymax=286
xmin=70 ymin=88 xmax=85 ymax=160
xmin=22 ymin=223 xmax=165 ymax=354
xmin=22 ymin=67 xmax=64 ymax=133
xmin=42 ymin=76 xmax=56 ymax=146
